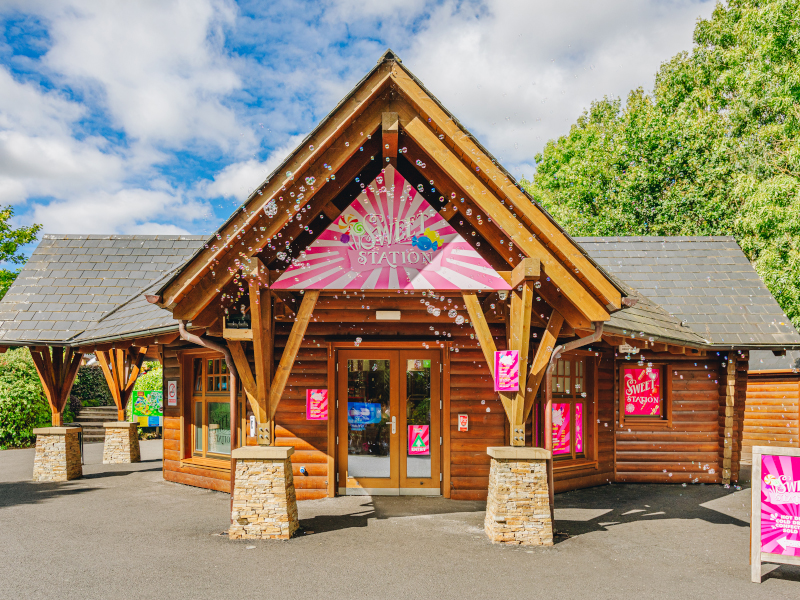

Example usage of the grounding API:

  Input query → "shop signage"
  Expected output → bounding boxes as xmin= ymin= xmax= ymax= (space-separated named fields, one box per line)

xmin=306 ymin=389 xmax=329 ymax=420
xmin=552 ymin=403 xmax=571 ymax=456
xmin=623 ymin=367 xmax=661 ymax=417
xmin=494 ymin=350 xmax=519 ymax=392
xmin=408 ymin=425 xmax=430 ymax=456
xmin=347 ymin=402 xmax=382 ymax=430
xmin=272 ymin=165 xmax=511 ymax=291
xmin=458 ymin=414 xmax=469 ymax=432
xmin=132 ymin=390 xmax=163 ymax=427
xmin=167 ymin=380 xmax=177 ymax=407
xmin=751 ymin=446 xmax=800 ymax=583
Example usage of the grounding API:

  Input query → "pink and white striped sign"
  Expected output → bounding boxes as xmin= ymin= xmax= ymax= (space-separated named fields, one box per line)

xmin=271 ymin=166 xmax=511 ymax=291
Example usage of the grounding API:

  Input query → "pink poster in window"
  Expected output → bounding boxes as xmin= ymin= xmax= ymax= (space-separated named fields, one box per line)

xmin=623 ymin=367 xmax=661 ymax=416
xmin=494 ymin=350 xmax=519 ymax=392
xmin=408 ymin=425 xmax=430 ymax=455
xmin=575 ymin=403 xmax=583 ymax=454
xmin=552 ymin=403 xmax=571 ymax=456
xmin=306 ymin=389 xmax=328 ymax=420
xmin=760 ymin=454 xmax=800 ymax=557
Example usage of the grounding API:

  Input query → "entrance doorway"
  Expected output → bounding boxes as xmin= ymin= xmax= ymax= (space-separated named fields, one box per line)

xmin=337 ymin=349 xmax=441 ymax=495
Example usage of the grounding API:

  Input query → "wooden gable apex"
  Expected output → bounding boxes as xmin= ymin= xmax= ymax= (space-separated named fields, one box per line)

xmin=158 ymin=50 xmax=623 ymax=322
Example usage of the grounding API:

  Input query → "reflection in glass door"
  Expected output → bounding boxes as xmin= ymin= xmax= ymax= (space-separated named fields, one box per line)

xmin=400 ymin=351 xmax=440 ymax=492
xmin=346 ymin=359 xmax=392 ymax=478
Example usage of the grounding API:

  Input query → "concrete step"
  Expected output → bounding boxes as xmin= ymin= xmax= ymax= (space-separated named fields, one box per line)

xmin=75 ymin=415 xmax=115 ymax=422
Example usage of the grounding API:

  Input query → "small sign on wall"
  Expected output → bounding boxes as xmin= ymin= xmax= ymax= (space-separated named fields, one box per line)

xmin=493 ymin=350 xmax=519 ymax=392
xmin=458 ymin=414 xmax=469 ymax=432
xmin=306 ymin=389 xmax=329 ymax=420
xmin=751 ymin=446 xmax=800 ymax=582
xmin=167 ymin=380 xmax=178 ymax=407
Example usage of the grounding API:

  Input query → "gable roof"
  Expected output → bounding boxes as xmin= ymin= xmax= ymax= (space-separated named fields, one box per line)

xmin=155 ymin=50 xmax=623 ymax=323
xmin=0 ymin=234 xmax=205 ymax=344
xmin=577 ymin=236 xmax=800 ymax=348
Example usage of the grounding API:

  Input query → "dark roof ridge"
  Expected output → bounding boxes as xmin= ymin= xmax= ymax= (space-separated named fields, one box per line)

xmin=41 ymin=233 xmax=207 ymax=241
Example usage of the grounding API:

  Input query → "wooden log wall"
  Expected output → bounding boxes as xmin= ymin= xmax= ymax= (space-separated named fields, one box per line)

xmin=448 ymin=348 xmax=506 ymax=501
xmin=615 ymin=355 xmax=727 ymax=484
xmin=723 ymin=356 xmax=748 ymax=483
xmin=742 ymin=371 xmax=800 ymax=464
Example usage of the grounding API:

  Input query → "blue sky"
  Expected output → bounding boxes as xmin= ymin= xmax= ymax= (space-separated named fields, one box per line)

xmin=0 ymin=0 xmax=714 ymax=243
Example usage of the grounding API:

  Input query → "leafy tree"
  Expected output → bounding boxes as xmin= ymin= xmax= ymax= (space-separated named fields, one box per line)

xmin=524 ymin=0 xmax=800 ymax=329
xmin=0 ymin=348 xmax=51 ymax=448
xmin=0 ymin=206 xmax=41 ymax=300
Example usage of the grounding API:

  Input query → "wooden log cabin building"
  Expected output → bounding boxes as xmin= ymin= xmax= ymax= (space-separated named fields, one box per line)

xmin=1 ymin=51 xmax=799 ymax=503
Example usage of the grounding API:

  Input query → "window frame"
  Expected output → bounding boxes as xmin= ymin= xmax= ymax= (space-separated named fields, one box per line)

xmin=618 ymin=362 xmax=673 ymax=429
xmin=184 ymin=351 xmax=243 ymax=463
xmin=532 ymin=351 xmax=598 ymax=467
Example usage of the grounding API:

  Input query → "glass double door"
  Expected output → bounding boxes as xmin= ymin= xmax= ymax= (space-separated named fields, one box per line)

xmin=337 ymin=350 xmax=441 ymax=495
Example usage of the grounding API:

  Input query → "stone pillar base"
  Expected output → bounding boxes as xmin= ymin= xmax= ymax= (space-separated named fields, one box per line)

xmin=229 ymin=446 xmax=299 ymax=540
xmin=32 ymin=427 xmax=82 ymax=481
xmin=485 ymin=447 xmax=553 ymax=546
xmin=103 ymin=422 xmax=140 ymax=464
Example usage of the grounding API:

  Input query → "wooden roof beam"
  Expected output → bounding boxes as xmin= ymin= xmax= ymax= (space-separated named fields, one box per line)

xmin=402 ymin=115 xmax=610 ymax=324
xmin=172 ymin=97 xmax=390 ymax=320
xmin=163 ymin=67 xmax=394 ymax=313
xmin=382 ymin=112 xmax=398 ymax=166
xmin=389 ymin=67 xmax=622 ymax=311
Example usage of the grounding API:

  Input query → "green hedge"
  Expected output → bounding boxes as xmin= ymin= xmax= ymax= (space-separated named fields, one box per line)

xmin=69 ymin=364 xmax=114 ymax=413
xmin=0 ymin=348 xmax=57 ymax=449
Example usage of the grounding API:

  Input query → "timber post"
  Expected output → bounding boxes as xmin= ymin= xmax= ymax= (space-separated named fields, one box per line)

xmin=29 ymin=346 xmax=84 ymax=481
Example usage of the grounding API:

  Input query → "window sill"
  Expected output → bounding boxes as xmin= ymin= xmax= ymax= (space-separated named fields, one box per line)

xmin=553 ymin=459 xmax=598 ymax=472
xmin=619 ymin=419 xmax=672 ymax=430
xmin=181 ymin=456 xmax=231 ymax=471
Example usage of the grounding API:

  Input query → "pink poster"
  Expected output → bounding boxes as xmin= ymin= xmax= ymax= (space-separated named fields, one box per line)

xmin=494 ymin=350 xmax=519 ymax=392
xmin=575 ymin=403 xmax=583 ymax=454
xmin=408 ymin=425 xmax=430 ymax=455
xmin=552 ymin=403 xmax=571 ymax=456
xmin=760 ymin=454 xmax=800 ymax=557
xmin=306 ymin=389 xmax=328 ymax=420
xmin=272 ymin=166 xmax=511 ymax=291
xmin=623 ymin=367 xmax=662 ymax=417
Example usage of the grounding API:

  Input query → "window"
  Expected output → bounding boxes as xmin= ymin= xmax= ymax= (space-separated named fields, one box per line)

xmin=619 ymin=363 xmax=671 ymax=427
xmin=191 ymin=356 xmax=240 ymax=459
xmin=551 ymin=356 xmax=586 ymax=460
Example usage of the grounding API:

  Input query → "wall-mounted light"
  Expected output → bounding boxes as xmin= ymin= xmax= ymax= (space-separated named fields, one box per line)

xmin=497 ymin=290 xmax=508 ymax=301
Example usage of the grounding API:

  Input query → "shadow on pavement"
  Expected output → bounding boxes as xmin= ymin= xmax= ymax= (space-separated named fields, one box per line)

xmin=553 ymin=482 xmax=749 ymax=538
xmin=299 ymin=496 xmax=486 ymax=534
xmin=0 ymin=480 xmax=99 ymax=508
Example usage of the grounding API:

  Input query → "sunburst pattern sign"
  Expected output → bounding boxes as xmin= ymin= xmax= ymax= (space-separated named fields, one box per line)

xmin=271 ymin=166 xmax=511 ymax=291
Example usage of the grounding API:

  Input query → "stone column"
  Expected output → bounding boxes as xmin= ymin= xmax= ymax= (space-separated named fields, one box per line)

xmin=228 ymin=446 xmax=299 ymax=540
xmin=32 ymin=427 xmax=82 ymax=482
xmin=103 ymin=422 xmax=141 ymax=464
xmin=485 ymin=446 xmax=553 ymax=546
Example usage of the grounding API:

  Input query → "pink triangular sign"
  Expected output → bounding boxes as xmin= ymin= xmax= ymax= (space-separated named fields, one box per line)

xmin=272 ymin=166 xmax=511 ymax=291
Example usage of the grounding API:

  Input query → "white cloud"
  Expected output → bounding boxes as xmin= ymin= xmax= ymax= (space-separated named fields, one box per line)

xmin=0 ymin=0 xmax=716 ymax=239
xmin=402 ymin=0 xmax=715 ymax=177
xmin=29 ymin=187 xmax=208 ymax=235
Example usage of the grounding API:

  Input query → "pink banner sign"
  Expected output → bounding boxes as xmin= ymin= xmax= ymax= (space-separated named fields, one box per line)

xmin=623 ymin=367 xmax=662 ymax=417
xmin=272 ymin=166 xmax=511 ymax=291
xmin=575 ymin=402 xmax=583 ymax=454
xmin=408 ymin=425 xmax=430 ymax=456
xmin=494 ymin=350 xmax=519 ymax=392
xmin=552 ymin=403 xmax=571 ymax=456
xmin=306 ymin=389 xmax=328 ymax=421
xmin=760 ymin=454 xmax=800 ymax=557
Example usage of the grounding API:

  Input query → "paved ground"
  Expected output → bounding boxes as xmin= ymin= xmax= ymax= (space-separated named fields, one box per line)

xmin=1 ymin=441 xmax=798 ymax=600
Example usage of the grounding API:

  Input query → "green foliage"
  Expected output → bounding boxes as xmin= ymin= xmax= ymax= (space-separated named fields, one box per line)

xmin=69 ymin=364 xmax=114 ymax=413
xmin=133 ymin=361 xmax=162 ymax=392
xmin=0 ymin=348 xmax=50 ymax=448
xmin=524 ymin=0 xmax=800 ymax=329
xmin=0 ymin=206 xmax=42 ymax=301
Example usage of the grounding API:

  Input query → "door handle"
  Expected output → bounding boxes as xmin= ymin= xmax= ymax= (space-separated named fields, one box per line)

xmin=391 ymin=416 xmax=396 ymax=434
